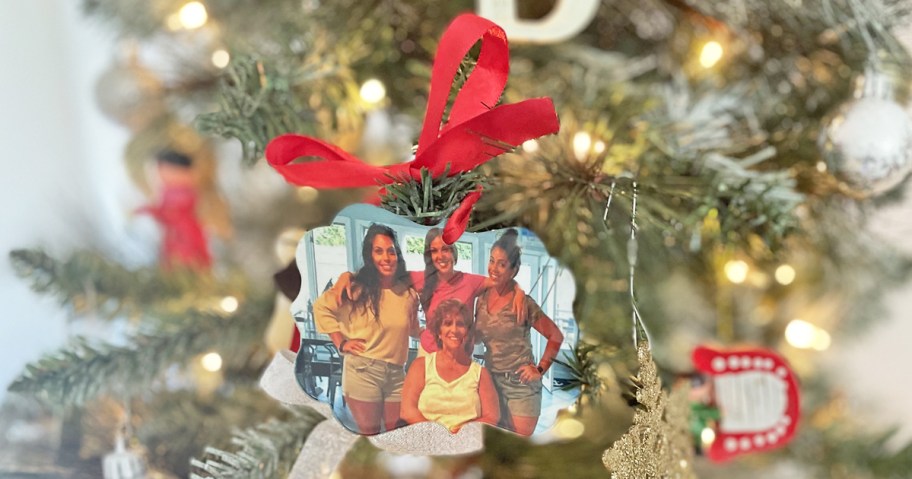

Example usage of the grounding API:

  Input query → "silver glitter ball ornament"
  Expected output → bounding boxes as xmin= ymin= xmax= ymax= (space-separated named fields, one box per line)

xmin=819 ymin=69 xmax=912 ymax=196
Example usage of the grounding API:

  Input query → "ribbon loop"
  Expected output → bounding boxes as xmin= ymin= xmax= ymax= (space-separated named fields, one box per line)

xmin=417 ymin=14 xmax=509 ymax=155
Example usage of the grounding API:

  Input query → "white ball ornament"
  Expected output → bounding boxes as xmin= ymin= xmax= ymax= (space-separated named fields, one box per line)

xmin=819 ymin=69 xmax=912 ymax=196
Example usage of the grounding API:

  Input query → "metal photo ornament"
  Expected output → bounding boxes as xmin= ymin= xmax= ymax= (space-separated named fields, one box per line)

xmin=290 ymin=204 xmax=580 ymax=438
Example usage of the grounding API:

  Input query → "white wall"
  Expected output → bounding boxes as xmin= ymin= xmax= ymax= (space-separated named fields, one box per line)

xmin=0 ymin=1 xmax=130 ymax=395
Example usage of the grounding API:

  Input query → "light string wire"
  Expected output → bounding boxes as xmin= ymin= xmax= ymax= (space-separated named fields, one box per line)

xmin=603 ymin=180 xmax=652 ymax=349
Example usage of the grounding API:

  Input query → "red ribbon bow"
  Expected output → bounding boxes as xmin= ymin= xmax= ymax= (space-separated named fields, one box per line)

xmin=266 ymin=13 xmax=559 ymax=243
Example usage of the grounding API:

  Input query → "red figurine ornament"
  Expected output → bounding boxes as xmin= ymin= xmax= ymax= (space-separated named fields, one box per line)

xmin=137 ymin=150 xmax=212 ymax=271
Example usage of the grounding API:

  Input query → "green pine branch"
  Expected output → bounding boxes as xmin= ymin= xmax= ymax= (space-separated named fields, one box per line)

xmin=7 ymin=295 xmax=271 ymax=408
xmin=8 ymin=249 xmax=221 ymax=318
xmin=189 ymin=406 xmax=324 ymax=479
xmin=380 ymin=165 xmax=486 ymax=226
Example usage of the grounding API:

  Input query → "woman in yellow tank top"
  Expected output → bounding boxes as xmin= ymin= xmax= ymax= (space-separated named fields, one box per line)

xmin=400 ymin=299 xmax=500 ymax=432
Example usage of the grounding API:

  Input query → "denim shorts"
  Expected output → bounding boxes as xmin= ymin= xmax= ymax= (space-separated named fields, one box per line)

xmin=342 ymin=355 xmax=405 ymax=403
xmin=490 ymin=371 xmax=542 ymax=418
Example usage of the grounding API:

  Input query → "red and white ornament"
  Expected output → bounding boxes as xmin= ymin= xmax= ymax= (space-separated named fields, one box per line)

xmin=692 ymin=345 xmax=800 ymax=462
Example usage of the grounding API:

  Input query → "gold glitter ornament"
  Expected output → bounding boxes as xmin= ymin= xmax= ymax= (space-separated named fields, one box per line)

xmin=602 ymin=342 xmax=696 ymax=479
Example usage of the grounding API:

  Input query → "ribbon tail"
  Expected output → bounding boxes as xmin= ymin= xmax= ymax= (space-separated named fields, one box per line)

xmin=265 ymin=133 xmax=408 ymax=188
xmin=443 ymin=187 xmax=482 ymax=244
xmin=288 ymin=419 xmax=360 ymax=479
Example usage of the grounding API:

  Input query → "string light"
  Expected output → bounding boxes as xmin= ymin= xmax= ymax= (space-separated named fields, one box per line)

xmin=699 ymin=41 xmax=724 ymax=68
xmin=572 ymin=131 xmax=592 ymax=161
xmin=211 ymin=49 xmax=230 ymax=68
xmin=775 ymin=264 xmax=796 ymax=285
xmin=177 ymin=1 xmax=208 ymax=30
xmin=593 ymin=140 xmax=606 ymax=154
xmin=220 ymin=296 xmax=239 ymax=313
xmin=522 ymin=139 xmax=539 ymax=153
xmin=724 ymin=259 xmax=749 ymax=284
xmin=200 ymin=352 xmax=223 ymax=372
xmin=785 ymin=319 xmax=831 ymax=351
xmin=552 ymin=417 xmax=585 ymax=439
xmin=359 ymin=78 xmax=386 ymax=104
xmin=296 ymin=186 xmax=319 ymax=202
xmin=700 ymin=427 xmax=716 ymax=446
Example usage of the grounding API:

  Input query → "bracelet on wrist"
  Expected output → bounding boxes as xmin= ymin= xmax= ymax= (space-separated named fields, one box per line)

xmin=536 ymin=364 xmax=544 ymax=374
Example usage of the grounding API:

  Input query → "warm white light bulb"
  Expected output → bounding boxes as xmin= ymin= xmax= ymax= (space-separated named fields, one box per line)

xmin=785 ymin=319 xmax=818 ymax=349
xmin=700 ymin=41 xmax=724 ymax=68
xmin=522 ymin=139 xmax=539 ymax=153
xmin=572 ymin=131 xmax=592 ymax=161
xmin=201 ymin=352 xmax=223 ymax=372
xmin=724 ymin=260 xmax=749 ymax=284
xmin=593 ymin=140 xmax=606 ymax=154
xmin=775 ymin=264 xmax=796 ymax=285
xmin=296 ymin=186 xmax=319 ymax=203
xmin=359 ymin=79 xmax=386 ymax=104
xmin=220 ymin=296 xmax=239 ymax=313
xmin=211 ymin=49 xmax=230 ymax=68
xmin=553 ymin=417 xmax=585 ymax=440
xmin=811 ymin=328 xmax=831 ymax=351
xmin=178 ymin=1 xmax=208 ymax=30
xmin=701 ymin=427 xmax=716 ymax=446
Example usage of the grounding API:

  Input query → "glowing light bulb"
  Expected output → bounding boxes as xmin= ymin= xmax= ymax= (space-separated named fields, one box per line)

xmin=701 ymin=427 xmax=716 ymax=446
xmin=220 ymin=296 xmax=239 ymax=313
xmin=572 ymin=131 xmax=592 ymax=161
xmin=296 ymin=186 xmax=319 ymax=203
xmin=553 ymin=417 xmax=585 ymax=439
xmin=724 ymin=259 xmax=749 ymax=284
xmin=775 ymin=264 xmax=796 ymax=285
xmin=522 ymin=139 xmax=539 ymax=153
xmin=593 ymin=140 xmax=606 ymax=154
xmin=699 ymin=41 xmax=724 ymax=68
xmin=211 ymin=49 xmax=230 ymax=68
xmin=178 ymin=1 xmax=208 ymax=30
xmin=785 ymin=319 xmax=830 ymax=351
xmin=359 ymin=79 xmax=386 ymax=104
xmin=812 ymin=329 xmax=832 ymax=351
xmin=201 ymin=352 xmax=223 ymax=372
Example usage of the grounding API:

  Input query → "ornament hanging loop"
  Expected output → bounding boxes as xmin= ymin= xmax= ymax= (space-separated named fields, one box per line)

xmin=627 ymin=181 xmax=651 ymax=349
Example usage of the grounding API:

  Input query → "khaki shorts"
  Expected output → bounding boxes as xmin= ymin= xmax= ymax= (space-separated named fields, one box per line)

xmin=490 ymin=371 xmax=542 ymax=418
xmin=342 ymin=355 xmax=405 ymax=403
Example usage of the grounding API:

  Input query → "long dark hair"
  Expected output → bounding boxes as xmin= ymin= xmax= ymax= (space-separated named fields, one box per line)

xmin=491 ymin=228 xmax=521 ymax=275
xmin=351 ymin=224 xmax=410 ymax=319
xmin=420 ymin=227 xmax=457 ymax=312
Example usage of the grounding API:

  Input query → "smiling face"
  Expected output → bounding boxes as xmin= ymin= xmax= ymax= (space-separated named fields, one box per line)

xmin=371 ymin=234 xmax=398 ymax=279
xmin=488 ymin=246 xmax=517 ymax=288
xmin=428 ymin=236 xmax=456 ymax=276
xmin=439 ymin=312 xmax=469 ymax=351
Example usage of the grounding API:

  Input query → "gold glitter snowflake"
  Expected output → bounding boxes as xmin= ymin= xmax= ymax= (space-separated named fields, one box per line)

xmin=602 ymin=342 xmax=696 ymax=479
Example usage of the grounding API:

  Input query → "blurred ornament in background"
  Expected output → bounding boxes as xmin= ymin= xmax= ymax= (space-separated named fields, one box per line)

xmin=102 ymin=432 xmax=147 ymax=479
xmin=95 ymin=48 xmax=166 ymax=132
xmin=819 ymin=68 xmax=912 ymax=197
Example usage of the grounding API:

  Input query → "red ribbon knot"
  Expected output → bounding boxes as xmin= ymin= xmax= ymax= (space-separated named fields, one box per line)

xmin=266 ymin=13 xmax=560 ymax=243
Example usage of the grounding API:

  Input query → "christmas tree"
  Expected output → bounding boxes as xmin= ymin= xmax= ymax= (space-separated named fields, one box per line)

xmin=4 ymin=0 xmax=912 ymax=478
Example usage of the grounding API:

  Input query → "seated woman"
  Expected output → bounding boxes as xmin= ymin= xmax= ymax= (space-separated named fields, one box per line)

xmin=400 ymin=299 xmax=500 ymax=433
xmin=312 ymin=224 xmax=419 ymax=435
